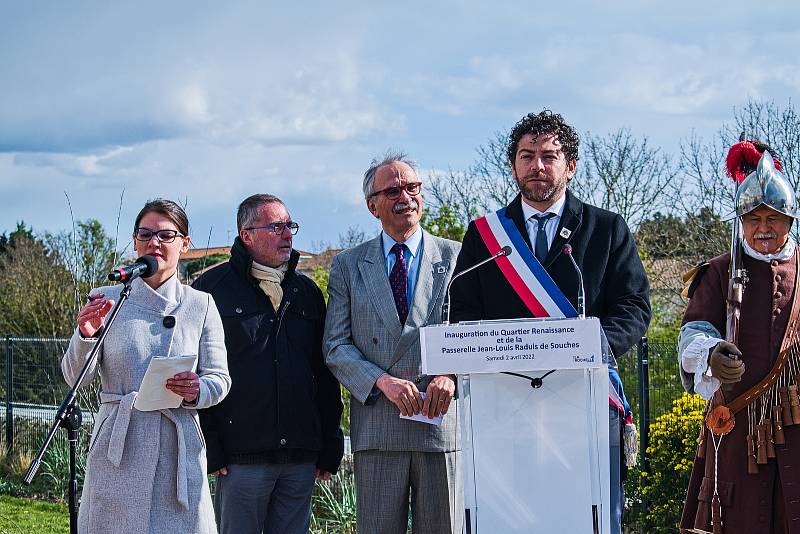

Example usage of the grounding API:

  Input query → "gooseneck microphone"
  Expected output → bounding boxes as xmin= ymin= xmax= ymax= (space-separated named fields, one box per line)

xmin=562 ymin=245 xmax=585 ymax=319
xmin=442 ymin=246 xmax=512 ymax=324
xmin=108 ymin=255 xmax=158 ymax=282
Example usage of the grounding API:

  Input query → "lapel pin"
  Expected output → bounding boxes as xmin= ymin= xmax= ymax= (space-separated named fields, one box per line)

xmin=559 ymin=228 xmax=572 ymax=239
xmin=436 ymin=265 xmax=447 ymax=274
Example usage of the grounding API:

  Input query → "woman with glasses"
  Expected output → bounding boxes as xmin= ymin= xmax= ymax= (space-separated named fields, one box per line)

xmin=62 ymin=198 xmax=230 ymax=534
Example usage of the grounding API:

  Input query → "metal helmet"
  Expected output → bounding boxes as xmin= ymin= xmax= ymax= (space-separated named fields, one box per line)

xmin=734 ymin=150 xmax=798 ymax=218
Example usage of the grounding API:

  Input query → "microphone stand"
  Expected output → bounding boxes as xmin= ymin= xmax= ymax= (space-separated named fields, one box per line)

xmin=24 ymin=278 xmax=136 ymax=534
xmin=441 ymin=246 xmax=511 ymax=325
xmin=438 ymin=246 xmax=510 ymax=534
xmin=562 ymin=245 xmax=585 ymax=319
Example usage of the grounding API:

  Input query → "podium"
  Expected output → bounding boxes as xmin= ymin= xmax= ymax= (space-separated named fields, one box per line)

xmin=421 ymin=317 xmax=611 ymax=534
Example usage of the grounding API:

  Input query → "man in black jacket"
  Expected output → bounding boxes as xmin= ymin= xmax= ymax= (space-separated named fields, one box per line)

xmin=194 ymin=194 xmax=344 ymax=534
xmin=449 ymin=110 xmax=650 ymax=534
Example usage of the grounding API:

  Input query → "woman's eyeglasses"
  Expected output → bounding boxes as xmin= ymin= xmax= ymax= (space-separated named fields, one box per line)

xmin=244 ymin=221 xmax=300 ymax=235
xmin=369 ymin=182 xmax=422 ymax=200
xmin=133 ymin=227 xmax=185 ymax=243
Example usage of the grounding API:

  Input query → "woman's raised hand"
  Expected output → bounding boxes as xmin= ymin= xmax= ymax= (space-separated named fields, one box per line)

xmin=77 ymin=294 xmax=114 ymax=338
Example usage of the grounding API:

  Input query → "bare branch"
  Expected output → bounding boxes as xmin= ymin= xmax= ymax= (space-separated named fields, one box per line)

xmin=112 ymin=188 xmax=125 ymax=269
xmin=573 ymin=128 xmax=674 ymax=229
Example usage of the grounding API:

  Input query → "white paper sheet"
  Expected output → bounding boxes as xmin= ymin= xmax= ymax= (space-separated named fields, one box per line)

xmin=399 ymin=392 xmax=444 ymax=426
xmin=133 ymin=355 xmax=198 ymax=412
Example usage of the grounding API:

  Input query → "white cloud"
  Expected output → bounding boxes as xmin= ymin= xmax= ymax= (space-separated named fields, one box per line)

xmin=177 ymin=85 xmax=211 ymax=124
xmin=0 ymin=4 xmax=397 ymax=153
xmin=14 ymin=146 xmax=141 ymax=179
xmin=3 ymin=0 xmax=800 ymax=248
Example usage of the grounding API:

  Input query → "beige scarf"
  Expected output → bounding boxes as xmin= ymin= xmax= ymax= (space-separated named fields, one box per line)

xmin=250 ymin=260 xmax=288 ymax=310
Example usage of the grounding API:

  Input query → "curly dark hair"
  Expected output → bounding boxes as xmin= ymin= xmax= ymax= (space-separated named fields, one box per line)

xmin=506 ymin=110 xmax=580 ymax=165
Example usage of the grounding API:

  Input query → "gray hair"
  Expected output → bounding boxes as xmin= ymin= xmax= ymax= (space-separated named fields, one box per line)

xmin=237 ymin=194 xmax=285 ymax=230
xmin=362 ymin=150 xmax=417 ymax=200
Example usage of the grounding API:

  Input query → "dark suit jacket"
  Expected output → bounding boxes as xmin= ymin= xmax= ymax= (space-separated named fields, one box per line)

xmin=449 ymin=191 xmax=651 ymax=358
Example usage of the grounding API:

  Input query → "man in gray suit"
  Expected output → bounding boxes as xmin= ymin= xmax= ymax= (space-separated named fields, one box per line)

xmin=324 ymin=151 xmax=463 ymax=534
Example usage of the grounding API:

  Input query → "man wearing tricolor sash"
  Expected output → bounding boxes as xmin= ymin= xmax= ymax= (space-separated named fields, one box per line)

xmin=450 ymin=110 xmax=651 ymax=534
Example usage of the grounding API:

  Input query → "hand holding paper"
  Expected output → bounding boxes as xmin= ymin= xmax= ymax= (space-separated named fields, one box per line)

xmin=133 ymin=355 xmax=197 ymax=412
xmin=400 ymin=392 xmax=444 ymax=426
xmin=166 ymin=370 xmax=201 ymax=402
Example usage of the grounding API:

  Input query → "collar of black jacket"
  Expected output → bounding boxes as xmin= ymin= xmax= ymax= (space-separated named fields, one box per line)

xmin=229 ymin=236 xmax=300 ymax=286
xmin=505 ymin=190 xmax=583 ymax=247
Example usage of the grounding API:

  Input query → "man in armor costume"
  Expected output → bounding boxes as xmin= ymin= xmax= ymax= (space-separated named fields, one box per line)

xmin=679 ymin=140 xmax=800 ymax=533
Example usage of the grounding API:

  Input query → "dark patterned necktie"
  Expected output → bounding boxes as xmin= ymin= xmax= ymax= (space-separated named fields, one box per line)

xmin=389 ymin=243 xmax=409 ymax=324
xmin=532 ymin=213 xmax=556 ymax=263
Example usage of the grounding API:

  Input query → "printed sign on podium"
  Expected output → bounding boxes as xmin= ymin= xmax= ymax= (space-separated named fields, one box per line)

xmin=421 ymin=316 xmax=602 ymax=374
xmin=421 ymin=317 xmax=611 ymax=534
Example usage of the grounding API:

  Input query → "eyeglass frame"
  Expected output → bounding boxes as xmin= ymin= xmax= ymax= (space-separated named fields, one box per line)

xmin=133 ymin=227 xmax=186 ymax=243
xmin=368 ymin=182 xmax=423 ymax=200
xmin=243 ymin=221 xmax=300 ymax=235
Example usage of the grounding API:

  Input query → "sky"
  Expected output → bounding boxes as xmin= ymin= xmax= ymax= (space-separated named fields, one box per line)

xmin=2 ymin=1 xmax=799 ymax=253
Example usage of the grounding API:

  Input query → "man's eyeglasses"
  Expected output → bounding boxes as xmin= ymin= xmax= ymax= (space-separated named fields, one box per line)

xmin=369 ymin=182 xmax=422 ymax=200
xmin=133 ymin=227 xmax=185 ymax=243
xmin=244 ymin=221 xmax=300 ymax=235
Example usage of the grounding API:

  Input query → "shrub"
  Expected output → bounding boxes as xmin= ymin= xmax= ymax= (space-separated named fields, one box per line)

xmin=626 ymin=392 xmax=704 ymax=533
xmin=311 ymin=455 xmax=356 ymax=534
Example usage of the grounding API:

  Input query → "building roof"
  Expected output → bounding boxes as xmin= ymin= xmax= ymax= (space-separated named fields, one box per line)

xmin=180 ymin=246 xmax=231 ymax=261
xmin=297 ymin=248 xmax=342 ymax=275
xmin=644 ymin=257 xmax=694 ymax=292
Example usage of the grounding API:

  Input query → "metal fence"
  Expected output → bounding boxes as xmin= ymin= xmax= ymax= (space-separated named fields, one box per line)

xmin=617 ymin=338 xmax=705 ymax=473
xmin=1 ymin=335 xmax=81 ymax=455
xmin=2 ymin=335 xmax=695 ymax=524
xmin=1 ymin=335 xmax=693 ymax=451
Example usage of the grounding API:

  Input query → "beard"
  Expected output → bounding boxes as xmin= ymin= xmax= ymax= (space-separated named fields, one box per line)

xmin=520 ymin=181 xmax=559 ymax=203
xmin=516 ymin=172 xmax=568 ymax=203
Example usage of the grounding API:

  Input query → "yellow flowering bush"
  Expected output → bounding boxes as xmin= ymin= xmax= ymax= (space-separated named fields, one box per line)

xmin=624 ymin=393 xmax=705 ymax=533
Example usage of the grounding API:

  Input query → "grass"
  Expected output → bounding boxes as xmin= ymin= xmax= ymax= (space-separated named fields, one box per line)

xmin=0 ymin=495 xmax=68 ymax=534
xmin=310 ymin=455 xmax=357 ymax=534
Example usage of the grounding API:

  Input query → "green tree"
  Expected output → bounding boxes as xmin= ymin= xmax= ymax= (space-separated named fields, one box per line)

xmin=310 ymin=266 xmax=329 ymax=302
xmin=0 ymin=232 xmax=74 ymax=337
xmin=421 ymin=205 xmax=465 ymax=241
xmin=0 ymin=219 xmax=120 ymax=337
xmin=636 ymin=209 xmax=729 ymax=262
xmin=0 ymin=222 xmax=35 ymax=254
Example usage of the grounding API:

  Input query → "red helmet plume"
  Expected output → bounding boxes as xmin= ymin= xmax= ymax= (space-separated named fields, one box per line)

xmin=726 ymin=140 xmax=783 ymax=184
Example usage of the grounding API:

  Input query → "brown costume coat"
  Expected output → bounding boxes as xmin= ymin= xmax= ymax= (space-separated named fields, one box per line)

xmin=681 ymin=252 xmax=800 ymax=533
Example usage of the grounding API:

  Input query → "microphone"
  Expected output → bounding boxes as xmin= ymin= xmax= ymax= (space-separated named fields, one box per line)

xmin=108 ymin=256 xmax=158 ymax=282
xmin=442 ymin=246 xmax=512 ymax=324
xmin=562 ymin=245 xmax=585 ymax=319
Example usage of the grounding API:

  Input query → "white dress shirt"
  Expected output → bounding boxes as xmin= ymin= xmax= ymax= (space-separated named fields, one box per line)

xmin=521 ymin=195 xmax=567 ymax=250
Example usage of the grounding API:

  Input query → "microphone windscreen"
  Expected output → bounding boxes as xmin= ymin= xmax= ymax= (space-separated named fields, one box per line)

xmin=501 ymin=246 xmax=512 ymax=257
xmin=137 ymin=255 xmax=159 ymax=278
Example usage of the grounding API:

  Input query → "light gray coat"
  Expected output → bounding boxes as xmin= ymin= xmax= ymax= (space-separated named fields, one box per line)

xmin=324 ymin=232 xmax=460 ymax=452
xmin=62 ymin=276 xmax=230 ymax=534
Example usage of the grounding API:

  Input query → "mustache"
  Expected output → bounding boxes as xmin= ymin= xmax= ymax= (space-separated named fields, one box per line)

xmin=393 ymin=199 xmax=419 ymax=214
xmin=755 ymin=232 xmax=777 ymax=240
xmin=522 ymin=172 xmax=547 ymax=180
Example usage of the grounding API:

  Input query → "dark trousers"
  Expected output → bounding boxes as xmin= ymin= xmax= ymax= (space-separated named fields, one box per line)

xmin=214 ymin=462 xmax=316 ymax=534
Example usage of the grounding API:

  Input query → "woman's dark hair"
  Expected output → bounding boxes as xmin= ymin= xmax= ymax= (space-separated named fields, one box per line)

xmin=134 ymin=199 xmax=189 ymax=235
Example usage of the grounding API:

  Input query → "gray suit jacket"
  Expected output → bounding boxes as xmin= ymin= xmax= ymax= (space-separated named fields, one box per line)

xmin=324 ymin=231 xmax=461 ymax=453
